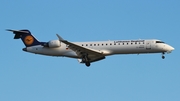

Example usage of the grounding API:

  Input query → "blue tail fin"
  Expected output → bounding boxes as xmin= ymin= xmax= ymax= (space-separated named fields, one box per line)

xmin=7 ymin=29 xmax=41 ymax=47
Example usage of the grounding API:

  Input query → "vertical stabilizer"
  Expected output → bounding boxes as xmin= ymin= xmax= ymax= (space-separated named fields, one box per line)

xmin=7 ymin=29 xmax=41 ymax=47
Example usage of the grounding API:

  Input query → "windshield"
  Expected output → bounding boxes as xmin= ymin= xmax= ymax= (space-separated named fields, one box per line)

xmin=156 ymin=41 xmax=165 ymax=43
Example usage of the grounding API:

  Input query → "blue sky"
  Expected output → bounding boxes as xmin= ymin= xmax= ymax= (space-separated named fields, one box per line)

xmin=0 ymin=0 xmax=179 ymax=101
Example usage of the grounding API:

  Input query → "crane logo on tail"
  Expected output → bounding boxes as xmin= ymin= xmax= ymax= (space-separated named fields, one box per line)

xmin=24 ymin=35 xmax=34 ymax=45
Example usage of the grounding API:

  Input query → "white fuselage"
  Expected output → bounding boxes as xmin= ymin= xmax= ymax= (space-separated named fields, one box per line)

xmin=24 ymin=39 xmax=174 ymax=59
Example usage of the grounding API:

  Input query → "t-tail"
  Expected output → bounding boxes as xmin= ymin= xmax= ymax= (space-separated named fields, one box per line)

xmin=7 ymin=29 xmax=41 ymax=47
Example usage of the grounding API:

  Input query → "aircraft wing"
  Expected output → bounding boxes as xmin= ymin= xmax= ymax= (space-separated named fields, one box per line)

xmin=56 ymin=34 xmax=105 ymax=62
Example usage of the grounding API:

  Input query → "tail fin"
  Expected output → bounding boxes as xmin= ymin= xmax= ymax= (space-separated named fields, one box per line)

xmin=7 ymin=29 xmax=41 ymax=47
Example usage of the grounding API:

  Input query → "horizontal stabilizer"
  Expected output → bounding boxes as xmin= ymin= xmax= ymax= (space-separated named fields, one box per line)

xmin=6 ymin=29 xmax=31 ymax=39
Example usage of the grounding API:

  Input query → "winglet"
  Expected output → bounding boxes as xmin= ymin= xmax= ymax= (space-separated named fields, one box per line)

xmin=56 ymin=34 xmax=65 ymax=41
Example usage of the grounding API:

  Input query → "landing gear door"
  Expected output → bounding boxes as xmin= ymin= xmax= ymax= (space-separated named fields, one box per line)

xmin=146 ymin=41 xmax=151 ymax=50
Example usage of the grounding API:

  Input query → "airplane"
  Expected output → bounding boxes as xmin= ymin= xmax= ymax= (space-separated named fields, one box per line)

xmin=7 ymin=29 xmax=174 ymax=67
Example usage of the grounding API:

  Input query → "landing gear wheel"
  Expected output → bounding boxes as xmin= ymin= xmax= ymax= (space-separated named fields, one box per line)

xmin=162 ymin=56 xmax=165 ymax=59
xmin=85 ymin=62 xmax=91 ymax=67
xmin=162 ymin=52 xmax=165 ymax=59
xmin=81 ymin=53 xmax=91 ymax=67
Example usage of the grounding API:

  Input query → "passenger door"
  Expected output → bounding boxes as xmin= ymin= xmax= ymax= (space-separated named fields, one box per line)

xmin=146 ymin=41 xmax=151 ymax=50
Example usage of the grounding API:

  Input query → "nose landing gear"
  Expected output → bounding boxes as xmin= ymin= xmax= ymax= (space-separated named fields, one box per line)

xmin=162 ymin=52 xmax=165 ymax=59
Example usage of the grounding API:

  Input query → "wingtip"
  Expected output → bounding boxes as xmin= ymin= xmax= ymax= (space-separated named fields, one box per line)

xmin=56 ymin=34 xmax=64 ymax=41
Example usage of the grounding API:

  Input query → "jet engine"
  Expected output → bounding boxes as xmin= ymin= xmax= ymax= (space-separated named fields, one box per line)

xmin=43 ymin=40 xmax=61 ymax=48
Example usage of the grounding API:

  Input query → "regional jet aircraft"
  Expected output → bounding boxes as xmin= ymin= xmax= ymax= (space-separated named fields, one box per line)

xmin=7 ymin=29 xmax=174 ymax=67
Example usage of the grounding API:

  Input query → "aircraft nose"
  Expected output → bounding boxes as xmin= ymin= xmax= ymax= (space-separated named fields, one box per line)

xmin=167 ymin=45 xmax=174 ymax=50
xmin=170 ymin=46 xmax=175 ymax=51
xmin=166 ymin=45 xmax=174 ymax=53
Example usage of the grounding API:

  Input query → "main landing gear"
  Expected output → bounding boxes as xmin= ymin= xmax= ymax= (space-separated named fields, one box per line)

xmin=82 ymin=53 xmax=91 ymax=67
xmin=162 ymin=52 xmax=165 ymax=59
xmin=85 ymin=62 xmax=90 ymax=67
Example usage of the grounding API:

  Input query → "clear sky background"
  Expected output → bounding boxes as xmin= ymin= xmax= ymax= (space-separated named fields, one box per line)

xmin=0 ymin=0 xmax=179 ymax=101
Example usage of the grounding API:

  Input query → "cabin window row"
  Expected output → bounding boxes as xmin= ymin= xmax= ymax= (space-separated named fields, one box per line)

xmin=81 ymin=42 xmax=144 ymax=46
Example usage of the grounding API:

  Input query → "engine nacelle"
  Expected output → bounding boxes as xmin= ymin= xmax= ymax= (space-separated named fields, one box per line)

xmin=44 ymin=40 xmax=61 ymax=48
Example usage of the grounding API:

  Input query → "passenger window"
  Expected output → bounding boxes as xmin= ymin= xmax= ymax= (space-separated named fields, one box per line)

xmin=86 ymin=44 xmax=88 ymax=46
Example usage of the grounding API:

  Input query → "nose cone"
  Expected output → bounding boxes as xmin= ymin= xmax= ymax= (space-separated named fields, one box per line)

xmin=169 ymin=46 xmax=174 ymax=51
xmin=171 ymin=47 xmax=175 ymax=51
xmin=166 ymin=45 xmax=174 ymax=53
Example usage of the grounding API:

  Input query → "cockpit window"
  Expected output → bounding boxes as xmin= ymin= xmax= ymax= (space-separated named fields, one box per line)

xmin=156 ymin=41 xmax=165 ymax=43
